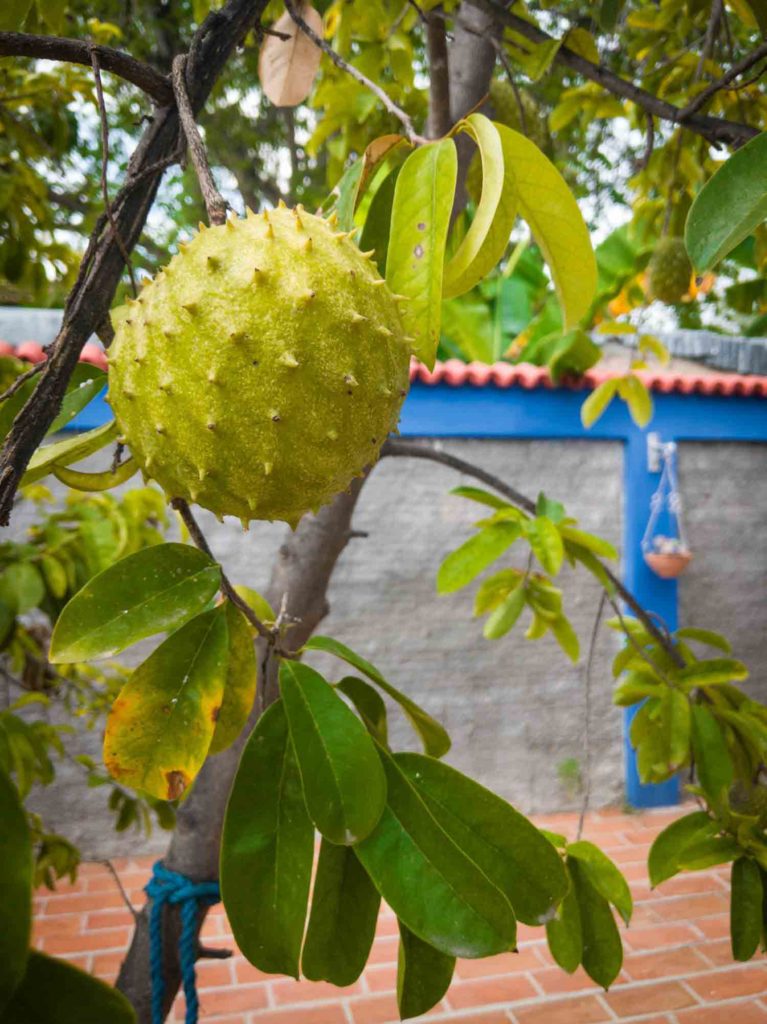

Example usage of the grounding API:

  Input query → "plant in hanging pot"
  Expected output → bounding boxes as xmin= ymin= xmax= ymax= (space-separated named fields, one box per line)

xmin=644 ymin=534 xmax=693 ymax=579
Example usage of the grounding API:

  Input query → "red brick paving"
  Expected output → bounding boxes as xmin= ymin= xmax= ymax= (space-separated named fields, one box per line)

xmin=32 ymin=808 xmax=767 ymax=1022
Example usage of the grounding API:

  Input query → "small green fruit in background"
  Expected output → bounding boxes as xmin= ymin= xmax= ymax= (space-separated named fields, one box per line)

xmin=648 ymin=237 xmax=693 ymax=305
xmin=108 ymin=206 xmax=412 ymax=528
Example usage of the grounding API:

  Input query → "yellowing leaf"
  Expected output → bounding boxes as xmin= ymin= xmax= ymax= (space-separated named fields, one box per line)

xmin=496 ymin=125 xmax=597 ymax=329
xmin=564 ymin=27 xmax=599 ymax=62
xmin=597 ymin=320 xmax=637 ymax=336
xmin=208 ymin=602 xmax=258 ymax=756
xmin=386 ymin=139 xmax=457 ymax=368
xmin=621 ymin=374 xmax=653 ymax=427
xmin=581 ymin=378 xmax=618 ymax=428
xmin=443 ymin=115 xmax=515 ymax=299
xmin=258 ymin=4 xmax=323 ymax=108
xmin=103 ymin=607 xmax=228 ymax=801
xmin=638 ymin=334 xmax=670 ymax=366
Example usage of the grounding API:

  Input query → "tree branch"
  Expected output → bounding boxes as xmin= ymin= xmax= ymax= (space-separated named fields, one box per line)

xmin=678 ymin=38 xmax=767 ymax=119
xmin=381 ymin=438 xmax=685 ymax=667
xmin=170 ymin=498 xmax=274 ymax=644
xmin=426 ymin=6 xmax=452 ymax=138
xmin=0 ymin=31 xmax=173 ymax=105
xmin=0 ymin=0 xmax=270 ymax=526
xmin=283 ymin=0 xmax=426 ymax=144
xmin=171 ymin=54 xmax=228 ymax=225
xmin=467 ymin=0 xmax=760 ymax=147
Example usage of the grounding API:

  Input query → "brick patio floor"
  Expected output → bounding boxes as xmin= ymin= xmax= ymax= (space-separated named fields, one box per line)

xmin=32 ymin=807 xmax=767 ymax=1023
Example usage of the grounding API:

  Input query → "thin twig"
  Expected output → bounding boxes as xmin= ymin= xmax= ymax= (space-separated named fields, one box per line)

xmin=91 ymin=48 xmax=138 ymax=298
xmin=577 ymin=592 xmax=606 ymax=841
xmin=170 ymin=498 xmax=275 ymax=644
xmin=637 ymin=112 xmax=655 ymax=172
xmin=680 ymin=38 xmax=767 ymax=120
xmin=0 ymin=31 xmax=173 ymax=104
xmin=381 ymin=438 xmax=685 ymax=667
xmin=102 ymin=859 xmax=139 ymax=921
xmin=171 ymin=55 xmax=228 ymax=225
xmin=0 ymin=359 xmax=46 ymax=404
xmin=284 ymin=0 xmax=426 ymax=144
xmin=492 ymin=41 xmax=529 ymax=136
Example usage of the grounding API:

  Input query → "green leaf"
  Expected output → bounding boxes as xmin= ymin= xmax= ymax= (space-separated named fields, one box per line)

xmin=0 ymin=768 xmax=31 ymax=1014
xmin=443 ymin=114 xmax=516 ymax=299
xmin=648 ymin=811 xmax=716 ymax=887
xmin=731 ymin=858 xmax=763 ymax=962
xmin=679 ymin=835 xmax=741 ymax=871
xmin=450 ymin=486 xmax=509 ymax=510
xmin=53 ymin=458 xmax=139 ymax=493
xmin=396 ymin=752 xmax=567 ymax=926
xmin=336 ymin=676 xmax=388 ymax=746
xmin=475 ymin=568 xmax=525 ymax=616
xmin=545 ymin=876 xmax=582 ymax=973
xmin=675 ymin=628 xmax=732 ymax=654
xmin=678 ymin=658 xmax=749 ymax=689
xmin=50 ymin=543 xmax=221 ymax=663
xmin=305 ymin=636 xmax=450 ymax=758
xmin=302 ymin=840 xmax=380 ymax=986
xmin=685 ymin=132 xmax=767 ymax=270
xmin=483 ymin=582 xmax=526 ymax=639
xmin=359 ymin=165 xmax=400 ymax=274
xmin=326 ymin=158 xmax=364 ymax=231
xmin=221 ymin=701 xmax=313 ymax=978
xmin=567 ymin=841 xmax=632 ymax=925
xmin=0 ymin=0 xmax=33 ymax=30
xmin=662 ymin=686 xmax=691 ymax=770
xmin=569 ymin=858 xmax=622 ymax=989
xmin=279 ymin=660 xmax=386 ymax=845
xmin=551 ymin=614 xmax=580 ymax=662
xmin=691 ymin=704 xmax=734 ymax=807
xmin=581 ymin=379 xmax=618 ymax=428
xmin=397 ymin=922 xmax=455 ymax=1020
xmin=209 ymin=602 xmax=257 ymax=756
xmin=355 ymin=747 xmax=516 ymax=958
xmin=0 ymin=562 xmax=44 ymax=615
xmin=22 ymin=421 xmax=118 ymax=486
xmin=386 ymin=139 xmax=458 ymax=368
xmin=622 ymin=375 xmax=653 ymax=428
xmin=0 ymin=950 xmax=136 ymax=1023
xmin=438 ymin=523 xmax=522 ymax=594
xmin=559 ymin=526 xmax=617 ymax=560
xmin=525 ymin=517 xmax=564 ymax=575
xmin=103 ymin=606 xmax=228 ymax=801
xmin=497 ymin=124 xmax=597 ymax=329
xmin=48 ymin=367 xmax=106 ymax=436
xmin=536 ymin=492 xmax=566 ymax=523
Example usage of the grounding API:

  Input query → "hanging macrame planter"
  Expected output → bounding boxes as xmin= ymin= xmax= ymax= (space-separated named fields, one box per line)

xmin=642 ymin=440 xmax=693 ymax=579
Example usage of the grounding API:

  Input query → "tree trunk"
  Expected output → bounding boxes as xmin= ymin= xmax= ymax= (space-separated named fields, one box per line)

xmin=115 ymin=479 xmax=367 ymax=1021
xmin=426 ymin=8 xmax=452 ymax=139
xmin=449 ymin=2 xmax=499 ymax=211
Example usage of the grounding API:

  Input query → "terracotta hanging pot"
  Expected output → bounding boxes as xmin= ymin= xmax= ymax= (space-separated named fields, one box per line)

xmin=644 ymin=550 xmax=693 ymax=579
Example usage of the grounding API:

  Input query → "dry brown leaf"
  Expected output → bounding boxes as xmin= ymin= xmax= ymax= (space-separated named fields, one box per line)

xmin=258 ymin=4 xmax=323 ymax=108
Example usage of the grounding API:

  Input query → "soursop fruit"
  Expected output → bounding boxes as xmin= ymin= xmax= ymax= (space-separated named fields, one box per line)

xmin=108 ymin=205 xmax=412 ymax=528
xmin=648 ymin=237 xmax=692 ymax=305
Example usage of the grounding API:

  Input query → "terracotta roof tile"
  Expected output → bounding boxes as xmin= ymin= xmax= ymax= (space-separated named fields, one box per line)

xmin=410 ymin=359 xmax=767 ymax=398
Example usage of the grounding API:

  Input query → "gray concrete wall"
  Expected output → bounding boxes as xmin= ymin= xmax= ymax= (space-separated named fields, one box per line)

xmin=11 ymin=435 xmax=767 ymax=858
xmin=678 ymin=442 xmax=767 ymax=701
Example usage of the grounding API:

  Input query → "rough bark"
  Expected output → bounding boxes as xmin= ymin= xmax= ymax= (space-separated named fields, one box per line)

xmin=426 ymin=8 xmax=452 ymax=138
xmin=115 ymin=479 xmax=367 ymax=1021
xmin=449 ymin=3 xmax=498 ymax=211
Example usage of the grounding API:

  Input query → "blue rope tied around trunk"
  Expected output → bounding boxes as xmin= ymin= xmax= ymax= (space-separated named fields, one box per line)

xmin=145 ymin=861 xmax=220 ymax=1024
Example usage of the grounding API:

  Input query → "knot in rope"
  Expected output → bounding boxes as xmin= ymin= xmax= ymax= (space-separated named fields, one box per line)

xmin=145 ymin=861 xmax=220 ymax=1024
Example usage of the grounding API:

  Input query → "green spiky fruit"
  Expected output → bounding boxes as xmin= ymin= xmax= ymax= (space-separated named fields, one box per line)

xmin=648 ymin=237 xmax=692 ymax=305
xmin=108 ymin=206 xmax=411 ymax=528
